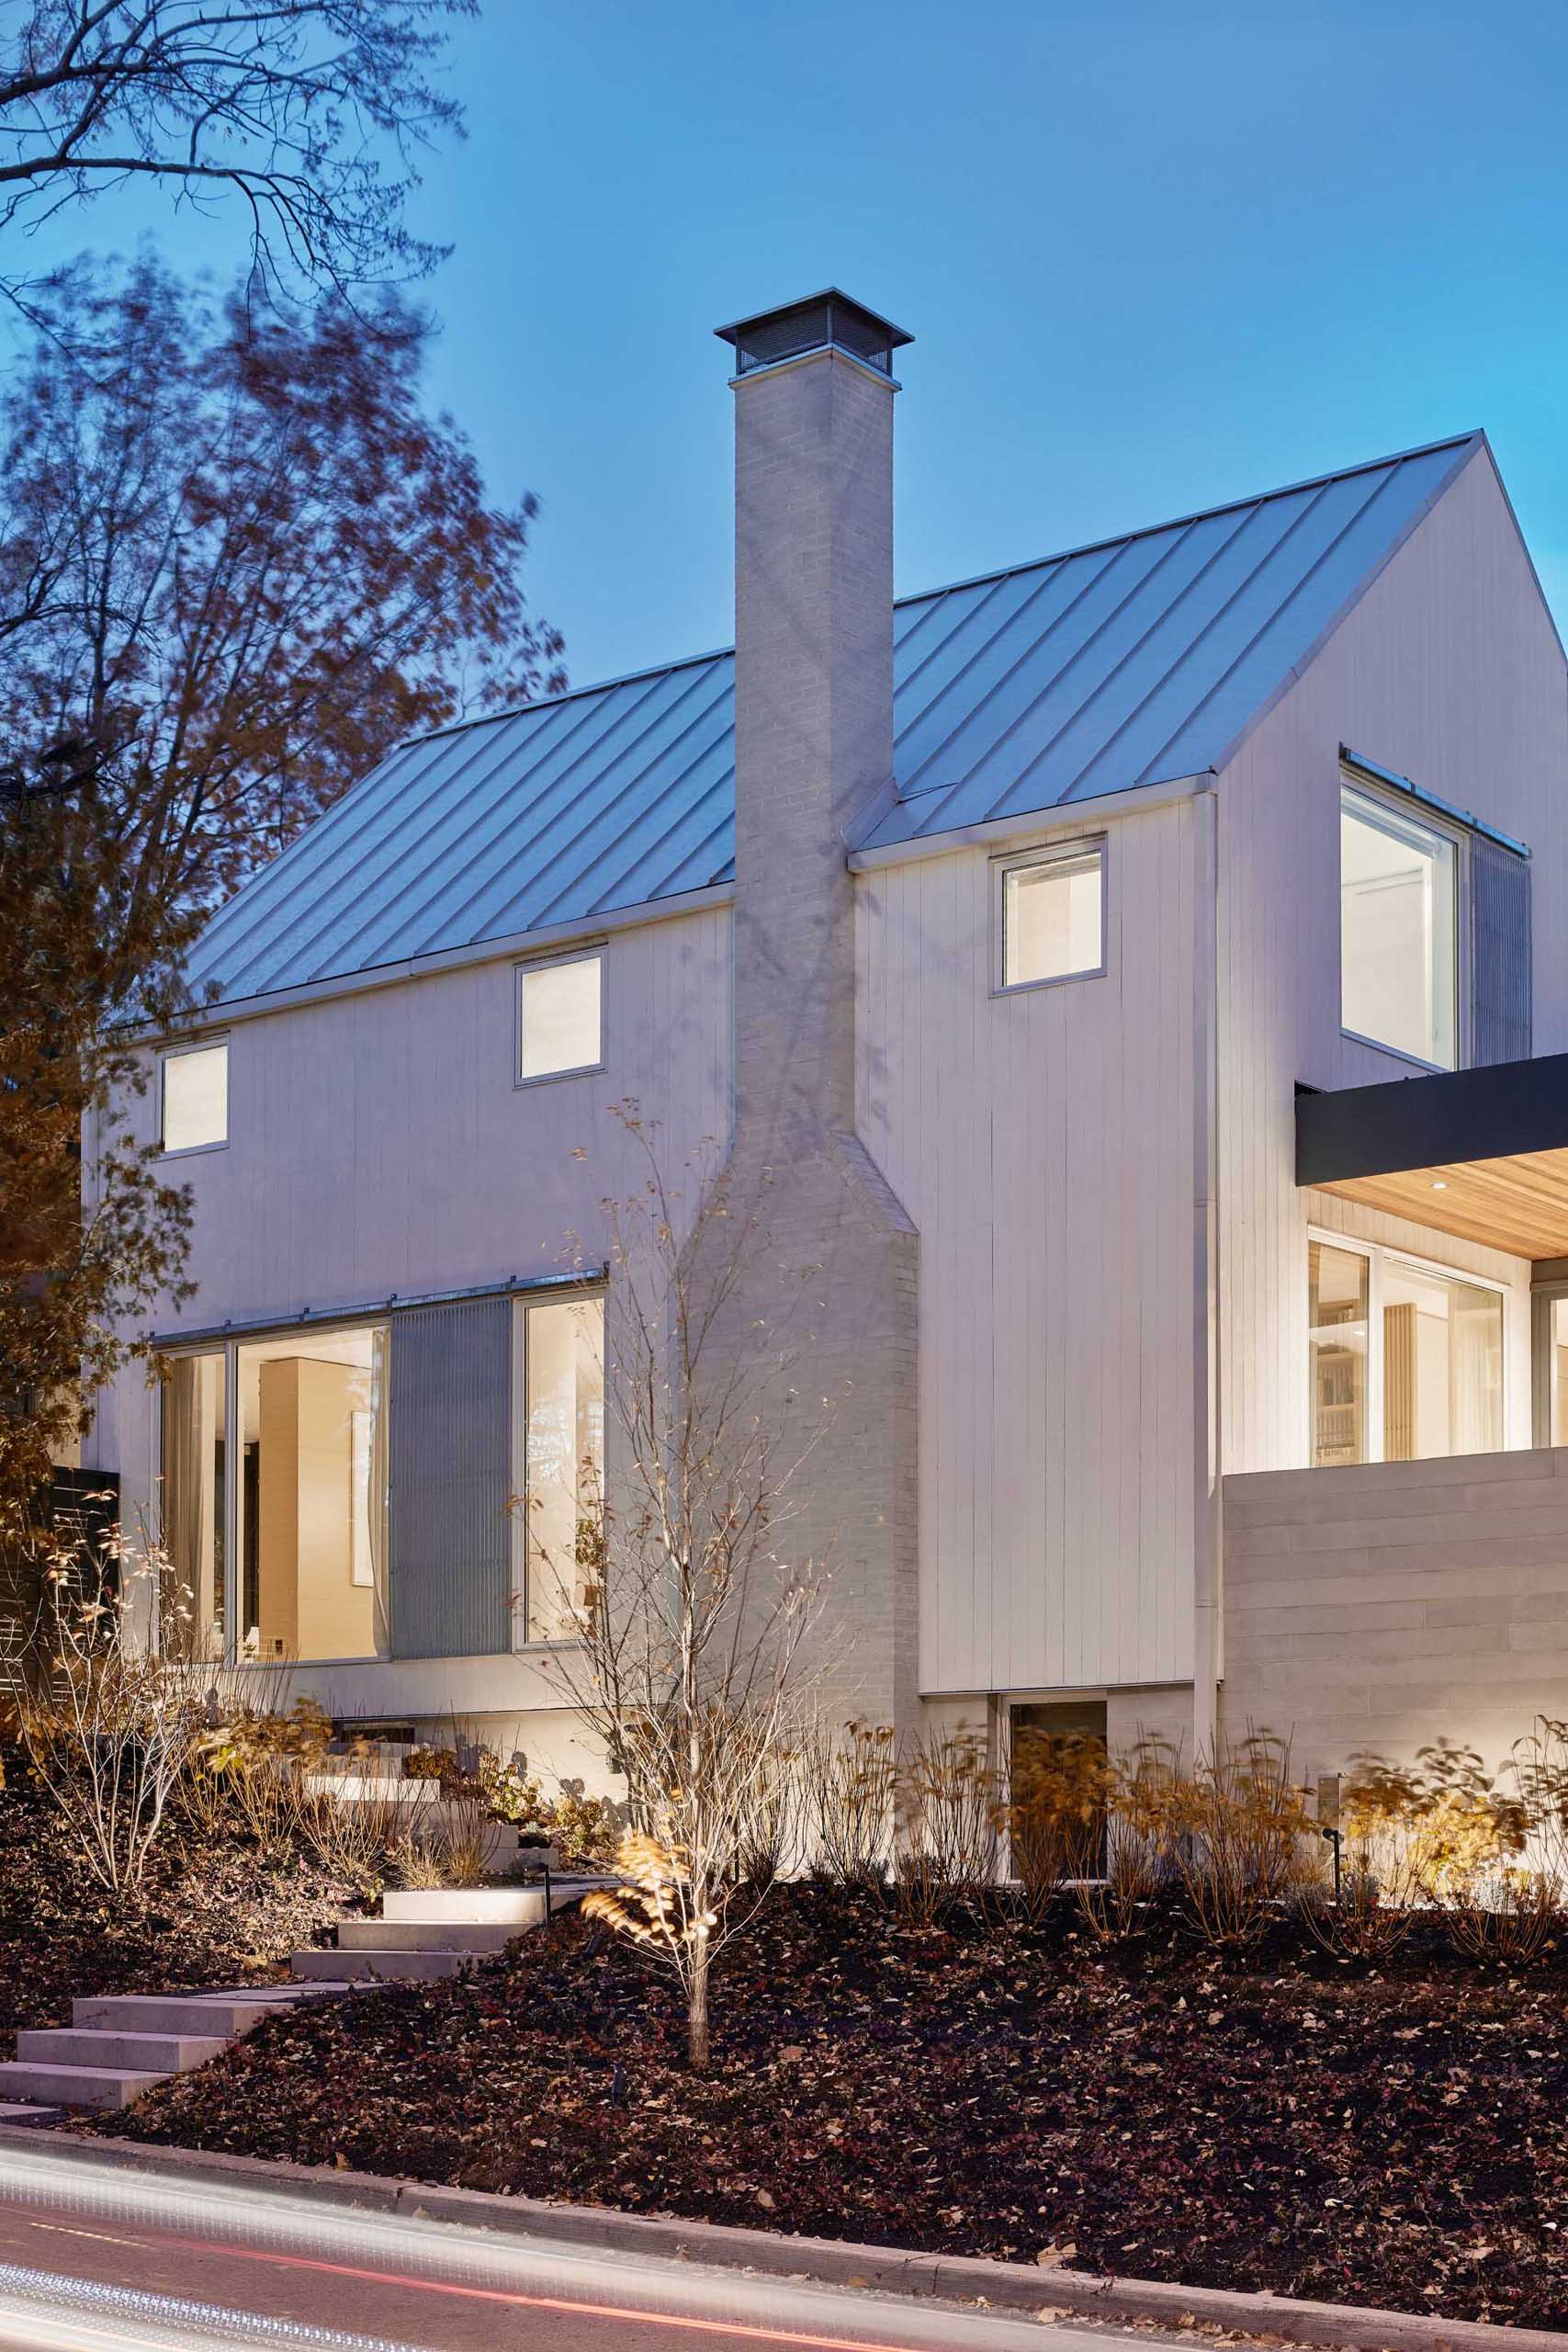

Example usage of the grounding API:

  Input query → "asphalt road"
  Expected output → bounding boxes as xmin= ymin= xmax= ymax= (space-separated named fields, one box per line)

xmin=0 ymin=2144 xmax=1119 ymax=2352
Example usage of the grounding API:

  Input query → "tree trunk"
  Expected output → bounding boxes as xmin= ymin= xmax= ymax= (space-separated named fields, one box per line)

xmin=688 ymin=1941 xmax=710 ymax=2071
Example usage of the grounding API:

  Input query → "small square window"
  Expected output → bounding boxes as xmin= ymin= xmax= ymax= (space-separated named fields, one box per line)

xmin=161 ymin=1042 xmax=228 ymax=1153
xmin=998 ymin=843 xmax=1104 ymax=990
xmin=517 ymin=953 xmax=603 ymax=1082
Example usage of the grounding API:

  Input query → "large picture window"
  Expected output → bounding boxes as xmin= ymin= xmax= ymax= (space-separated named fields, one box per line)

xmin=1340 ymin=783 xmax=1458 ymax=1069
xmin=233 ymin=1323 xmax=389 ymax=1662
xmin=520 ymin=1294 xmax=604 ymax=1643
xmin=1308 ymin=1237 xmax=1503 ymax=1466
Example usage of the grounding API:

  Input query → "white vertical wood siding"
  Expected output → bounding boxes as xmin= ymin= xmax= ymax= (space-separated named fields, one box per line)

xmin=1217 ymin=447 xmax=1568 ymax=1476
xmin=100 ymin=906 xmax=733 ymax=1530
xmin=858 ymin=797 xmax=1201 ymax=1698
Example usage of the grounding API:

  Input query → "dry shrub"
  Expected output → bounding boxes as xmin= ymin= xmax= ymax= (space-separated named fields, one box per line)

xmin=895 ymin=1724 xmax=998 ymax=1925
xmin=550 ymin=1782 xmax=625 ymax=1870
xmin=1000 ymin=1730 xmax=1114 ymax=1926
xmin=1075 ymin=1739 xmax=1184 ymax=1945
xmin=807 ymin=1720 xmax=896 ymax=1890
xmin=1303 ymin=1739 xmax=1554 ymax=1965
xmin=301 ymin=1764 xmax=435 ymax=1897
xmin=735 ymin=1744 xmax=807 ymax=1893
xmin=1165 ymin=1732 xmax=1314 ymax=1950
xmin=190 ymin=1694 xmax=333 ymax=1857
xmin=20 ymin=1539 xmax=208 ymax=1894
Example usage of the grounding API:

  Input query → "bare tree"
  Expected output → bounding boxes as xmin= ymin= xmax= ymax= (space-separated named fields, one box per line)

xmin=0 ymin=0 xmax=474 ymax=306
xmin=536 ymin=1111 xmax=833 ymax=2071
xmin=0 ymin=253 xmax=563 ymax=921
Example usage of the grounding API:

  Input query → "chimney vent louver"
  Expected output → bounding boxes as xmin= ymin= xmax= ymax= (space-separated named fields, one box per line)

xmin=715 ymin=288 xmax=912 ymax=379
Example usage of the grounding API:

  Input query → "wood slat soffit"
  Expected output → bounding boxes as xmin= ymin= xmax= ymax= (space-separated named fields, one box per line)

xmin=1298 ymin=1056 xmax=1568 ymax=1261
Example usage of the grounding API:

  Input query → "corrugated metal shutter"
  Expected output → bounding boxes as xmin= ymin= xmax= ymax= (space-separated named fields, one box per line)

xmin=1471 ymin=837 xmax=1531 ymax=1067
xmin=388 ymin=1297 xmax=513 ymax=1660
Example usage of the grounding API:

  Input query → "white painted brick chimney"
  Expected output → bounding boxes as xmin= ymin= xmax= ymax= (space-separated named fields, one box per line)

xmin=709 ymin=293 xmax=921 ymax=1734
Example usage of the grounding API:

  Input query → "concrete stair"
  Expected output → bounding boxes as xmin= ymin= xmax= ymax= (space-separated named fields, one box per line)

xmin=289 ymin=1943 xmax=476 ymax=1982
xmin=288 ymin=1873 xmax=605 ymax=1985
xmin=0 ymin=1980 xmax=357 ymax=2112
xmin=0 ymin=1878 xmax=608 ymax=2109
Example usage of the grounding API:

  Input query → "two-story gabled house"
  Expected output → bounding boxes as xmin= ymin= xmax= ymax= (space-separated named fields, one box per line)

xmin=95 ymin=290 xmax=1568 ymax=1790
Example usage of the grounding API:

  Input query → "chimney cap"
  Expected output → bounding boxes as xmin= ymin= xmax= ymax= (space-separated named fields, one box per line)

xmin=715 ymin=288 xmax=911 ymax=379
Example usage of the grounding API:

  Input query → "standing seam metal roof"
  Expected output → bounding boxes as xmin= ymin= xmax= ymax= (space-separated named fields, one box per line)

xmin=189 ymin=432 xmax=1482 ymax=1003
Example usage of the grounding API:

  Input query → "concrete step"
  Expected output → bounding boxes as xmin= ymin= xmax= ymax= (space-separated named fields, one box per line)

xmin=291 ymin=1947 xmax=473 ymax=1984
xmin=335 ymin=1918 xmax=523 ymax=1953
xmin=0 ymin=2061 xmax=165 ymax=2110
xmin=71 ymin=1984 xmax=365 ymax=2034
xmin=18 ymin=2028 xmax=231 ymax=2071
xmin=381 ymin=1886 xmax=552 ymax=1925
xmin=73 ymin=1992 xmax=302 ymax=2035
xmin=0 ymin=2101 xmax=60 ymax=2123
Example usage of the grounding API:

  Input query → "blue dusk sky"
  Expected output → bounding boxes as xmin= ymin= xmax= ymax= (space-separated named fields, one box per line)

xmin=39 ymin=0 xmax=1568 ymax=693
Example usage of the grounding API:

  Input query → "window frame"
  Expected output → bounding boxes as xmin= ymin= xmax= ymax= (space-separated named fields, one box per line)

xmin=991 ymin=836 xmax=1108 ymax=999
xmin=158 ymin=1035 xmax=230 ymax=1159
xmin=1529 ymin=1261 xmax=1568 ymax=1449
xmin=1338 ymin=775 xmax=1466 ymax=1074
xmin=1305 ymin=1226 xmax=1507 ymax=1467
xmin=513 ymin=947 xmax=605 ymax=1089
xmin=158 ymin=1316 xmax=390 ymax=1670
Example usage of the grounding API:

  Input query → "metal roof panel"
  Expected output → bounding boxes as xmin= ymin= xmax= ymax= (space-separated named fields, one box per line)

xmin=188 ymin=434 xmax=1483 ymax=1001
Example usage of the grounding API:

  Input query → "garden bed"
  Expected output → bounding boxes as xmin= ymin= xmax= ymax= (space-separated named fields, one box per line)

xmin=96 ymin=1885 xmax=1568 ymax=2329
xmin=0 ymin=1775 xmax=358 ymax=2040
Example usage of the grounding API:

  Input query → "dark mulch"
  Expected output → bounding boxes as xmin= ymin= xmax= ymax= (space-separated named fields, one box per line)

xmin=98 ymin=1885 xmax=1568 ymax=2328
xmin=0 ymin=1775 xmax=356 ymax=2042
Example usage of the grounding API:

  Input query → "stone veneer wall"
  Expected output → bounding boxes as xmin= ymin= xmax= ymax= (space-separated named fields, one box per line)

xmin=1221 ymin=1448 xmax=1568 ymax=1779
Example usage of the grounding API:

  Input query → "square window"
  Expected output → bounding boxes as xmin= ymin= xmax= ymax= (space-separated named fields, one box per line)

xmin=162 ymin=1042 xmax=228 ymax=1152
xmin=998 ymin=844 xmax=1104 ymax=990
xmin=1340 ymin=783 xmax=1458 ymax=1069
xmin=517 ymin=954 xmax=602 ymax=1081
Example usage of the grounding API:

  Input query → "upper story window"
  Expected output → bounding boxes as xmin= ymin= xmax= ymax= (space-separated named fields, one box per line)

xmin=517 ymin=951 xmax=603 ymax=1082
xmin=1340 ymin=782 xmax=1458 ymax=1069
xmin=997 ymin=841 xmax=1105 ymax=992
xmin=161 ymin=1040 xmax=228 ymax=1154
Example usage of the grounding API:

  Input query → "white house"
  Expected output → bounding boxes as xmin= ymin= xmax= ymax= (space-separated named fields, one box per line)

xmin=95 ymin=290 xmax=1568 ymax=1786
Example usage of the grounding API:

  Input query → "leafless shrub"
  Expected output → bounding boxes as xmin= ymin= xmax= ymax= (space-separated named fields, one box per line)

xmin=894 ymin=1724 xmax=998 ymax=1926
xmin=1163 ymin=1732 xmax=1314 ymax=1951
xmin=1076 ymin=1739 xmax=1184 ymax=1946
xmin=19 ymin=1533 xmax=208 ymax=1894
xmin=807 ymin=1720 xmax=896 ymax=1890
xmin=300 ymin=1765 xmax=435 ymax=1898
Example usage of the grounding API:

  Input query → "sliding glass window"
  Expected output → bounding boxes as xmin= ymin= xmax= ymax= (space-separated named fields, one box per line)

xmin=1307 ymin=1238 xmax=1504 ymax=1465
xmin=521 ymin=1295 xmax=604 ymax=1644
xmin=233 ymin=1324 xmax=389 ymax=1662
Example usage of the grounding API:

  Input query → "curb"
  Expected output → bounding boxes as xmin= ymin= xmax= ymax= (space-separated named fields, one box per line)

xmin=0 ymin=2126 xmax=1557 ymax=2352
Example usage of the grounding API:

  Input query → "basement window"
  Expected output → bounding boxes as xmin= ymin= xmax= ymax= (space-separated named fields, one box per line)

xmin=516 ymin=952 xmax=603 ymax=1083
xmin=160 ymin=1040 xmax=228 ymax=1154
xmin=1340 ymin=783 xmax=1458 ymax=1069
xmin=996 ymin=842 xmax=1105 ymax=991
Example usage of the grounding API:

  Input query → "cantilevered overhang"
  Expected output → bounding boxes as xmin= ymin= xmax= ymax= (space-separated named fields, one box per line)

xmin=1297 ymin=1054 xmax=1568 ymax=1261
